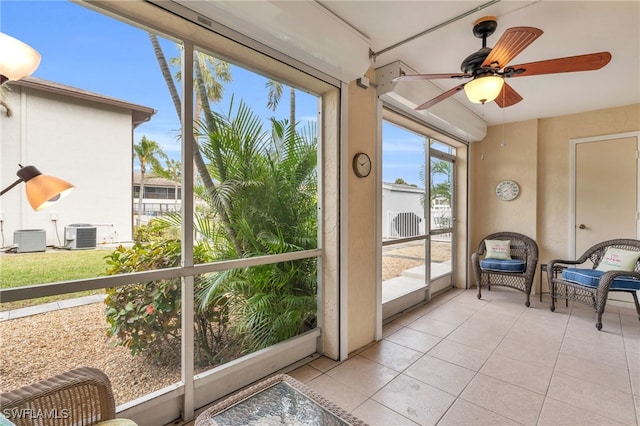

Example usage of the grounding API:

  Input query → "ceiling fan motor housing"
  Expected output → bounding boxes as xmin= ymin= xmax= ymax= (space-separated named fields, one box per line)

xmin=461 ymin=47 xmax=491 ymax=74
xmin=462 ymin=16 xmax=499 ymax=75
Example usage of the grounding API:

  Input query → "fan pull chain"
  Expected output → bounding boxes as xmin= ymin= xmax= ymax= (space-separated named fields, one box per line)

xmin=500 ymin=88 xmax=507 ymax=147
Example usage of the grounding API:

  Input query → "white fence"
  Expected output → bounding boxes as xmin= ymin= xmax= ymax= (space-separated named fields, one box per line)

xmin=384 ymin=209 xmax=452 ymax=240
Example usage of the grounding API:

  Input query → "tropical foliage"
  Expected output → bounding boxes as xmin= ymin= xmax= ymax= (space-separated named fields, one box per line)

xmin=105 ymin=84 xmax=318 ymax=363
xmin=192 ymin=99 xmax=318 ymax=350
xmin=103 ymin=239 xmax=245 ymax=366
xmin=266 ymin=79 xmax=296 ymax=127
xmin=419 ymin=141 xmax=453 ymax=220
xmin=429 ymin=157 xmax=452 ymax=203
xmin=152 ymin=157 xmax=182 ymax=210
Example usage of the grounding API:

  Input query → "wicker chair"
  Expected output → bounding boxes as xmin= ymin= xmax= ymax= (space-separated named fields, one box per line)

xmin=547 ymin=238 xmax=640 ymax=330
xmin=471 ymin=232 xmax=539 ymax=307
xmin=0 ymin=367 xmax=136 ymax=426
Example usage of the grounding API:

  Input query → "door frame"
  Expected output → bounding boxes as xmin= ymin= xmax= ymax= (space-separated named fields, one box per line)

xmin=429 ymin=147 xmax=456 ymax=294
xmin=569 ymin=131 xmax=640 ymax=258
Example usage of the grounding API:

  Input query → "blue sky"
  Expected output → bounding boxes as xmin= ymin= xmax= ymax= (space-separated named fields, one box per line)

xmin=383 ymin=122 xmax=427 ymax=187
xmin=2 ymin=0 xmax=426 ymax=186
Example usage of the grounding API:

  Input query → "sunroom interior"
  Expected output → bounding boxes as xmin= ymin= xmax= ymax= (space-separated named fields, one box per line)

xmin=0 ymin=1 xmax=639 ymax=425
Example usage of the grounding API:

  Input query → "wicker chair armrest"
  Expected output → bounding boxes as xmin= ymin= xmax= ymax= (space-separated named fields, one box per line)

xmin=547 ymin=259 xmax=584 ymax=269
xmin=0 ymin=367 xmax=116 ymax=426
xmin=546 ymin=260 xmax=576 ymax=284
xmin=525 ymin=251 xmax=538 ymax=273
xmin=598 ymin=270 xmax=640 ymax=292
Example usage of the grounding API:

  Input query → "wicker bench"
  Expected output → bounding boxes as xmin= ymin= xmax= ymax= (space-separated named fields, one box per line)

xmin=0 ymin=367 xmax=136 ymax=426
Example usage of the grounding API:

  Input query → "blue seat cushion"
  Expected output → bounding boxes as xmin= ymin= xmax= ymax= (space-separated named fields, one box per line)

xmin=480 ymin=259 xmax=526 ymax=273
xmin=561 ymin=268 xmax=640 ymax=291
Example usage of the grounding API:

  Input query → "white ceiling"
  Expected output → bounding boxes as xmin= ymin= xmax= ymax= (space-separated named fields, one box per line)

xmin=171 ymin=0 xmax=639 ymax=127
xmin=319 ymin=0 xmax=639 ymax=125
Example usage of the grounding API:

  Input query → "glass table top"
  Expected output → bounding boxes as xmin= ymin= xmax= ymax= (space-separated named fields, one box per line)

xmin=210 ymin=382 xmax=353 ymax=426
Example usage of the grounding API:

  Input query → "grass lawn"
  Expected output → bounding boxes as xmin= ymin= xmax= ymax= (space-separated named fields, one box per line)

xmin=0 ymin=249 xmax=112 ymax=311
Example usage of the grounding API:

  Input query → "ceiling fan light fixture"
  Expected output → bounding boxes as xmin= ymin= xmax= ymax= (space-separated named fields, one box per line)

xmin=0 ymin=32 xmax=41 ymax=84
xmin=464 ymin=75 xmax=504 ymax=104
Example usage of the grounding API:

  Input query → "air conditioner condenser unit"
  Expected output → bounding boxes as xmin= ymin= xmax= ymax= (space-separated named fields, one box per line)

xmin=65 ymin=224 xmax=97 ymax=250
xmin=13 ymin=229 xmax=46 ymax=253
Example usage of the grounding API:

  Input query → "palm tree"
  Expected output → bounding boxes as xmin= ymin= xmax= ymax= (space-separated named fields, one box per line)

xmin=149 ymin=36 xmax=318 ymax=352
xmin=192 ymin=100 xmax=318 ymax=350
xmin=152 ymin=158 xmax=181 ymax=211
xmin=429 ymin=158 xmax=452 ymax=203
xmin=149 ymin=33 xmax=243 ymax=254
xmin=266 ymin=80 xmax=295 ymax=127
xmin=172 ymin=50 xmax=231 ymax=119
xmin=419 ymin=152 xmax=452 ymax=229
xmin=418 ymin=139 xmax=453 ymax=221
xmin=148 ymin=34 xmax=221 ymax=205
xmin=134 ymin=136 xmax=167 ymax=222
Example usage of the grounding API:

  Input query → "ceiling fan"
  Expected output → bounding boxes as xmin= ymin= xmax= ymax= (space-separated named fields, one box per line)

xmin=394 ymin=16 xmax=611 ymax=110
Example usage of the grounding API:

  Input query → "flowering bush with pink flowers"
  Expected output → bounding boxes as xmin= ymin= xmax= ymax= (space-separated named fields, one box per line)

xmin=104 ymin=240 xmax=245 ymax=366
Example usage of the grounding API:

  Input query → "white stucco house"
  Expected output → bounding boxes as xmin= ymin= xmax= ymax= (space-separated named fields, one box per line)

xmin=0 ymin=77 xmax=155 ymax=250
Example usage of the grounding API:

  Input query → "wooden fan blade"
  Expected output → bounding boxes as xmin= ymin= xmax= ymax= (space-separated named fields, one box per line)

xmin=494 ymin=82 xmax=523 ymax=108
xmin=415 ymin=84 xmax=465 ymax=110
xmin=482 ymin=27 xmax=543 ymax=69
xmin=508 ymin=52 xmax=612 ymax=77
xmin=394 ymin=73 xmax=471 ymax=82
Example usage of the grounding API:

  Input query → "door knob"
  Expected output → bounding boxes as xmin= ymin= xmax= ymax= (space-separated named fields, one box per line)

xmin=578 ymin=224 xmax=586 ymax=229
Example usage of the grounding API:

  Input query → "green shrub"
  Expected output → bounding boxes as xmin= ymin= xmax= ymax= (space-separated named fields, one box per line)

xmin=104 ymin=240 xmax=245 ymax=366
xmin=133 ymin=219 xmax=180 ymax=242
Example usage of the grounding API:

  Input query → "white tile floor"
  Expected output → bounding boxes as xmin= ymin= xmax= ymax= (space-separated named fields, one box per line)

xmin=285 ymin=288 xmax=640 ymax=426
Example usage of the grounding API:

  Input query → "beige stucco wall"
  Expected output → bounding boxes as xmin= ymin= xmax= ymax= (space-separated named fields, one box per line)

xmin=538 ymin=104 xmax=640 ymax=265
xmin=345 ymin=69 xmax=378 ymax=354
xmin=343 ymin=69 xmax=474 ymax=354
xmin=470 ymin=119 xmax=538 ymax=248
xmin=470 ymin=103 xmax=640 ymax=294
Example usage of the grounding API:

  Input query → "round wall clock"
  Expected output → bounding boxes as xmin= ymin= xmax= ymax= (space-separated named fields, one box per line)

xmin=495 ymin=180 xmax=520 ymax=201
xmin=353 ymin=152 xmax=371 ymax=178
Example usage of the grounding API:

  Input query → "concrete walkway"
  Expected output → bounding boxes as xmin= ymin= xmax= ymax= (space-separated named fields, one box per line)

xmin=382 ymin=261 xmax=452 ymax=303
xmin=0 ymin=294 xmax=106 ymax=321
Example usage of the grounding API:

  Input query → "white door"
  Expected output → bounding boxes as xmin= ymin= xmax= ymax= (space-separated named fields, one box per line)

xmin=574 ymin=134 xmax=639 ymax=303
